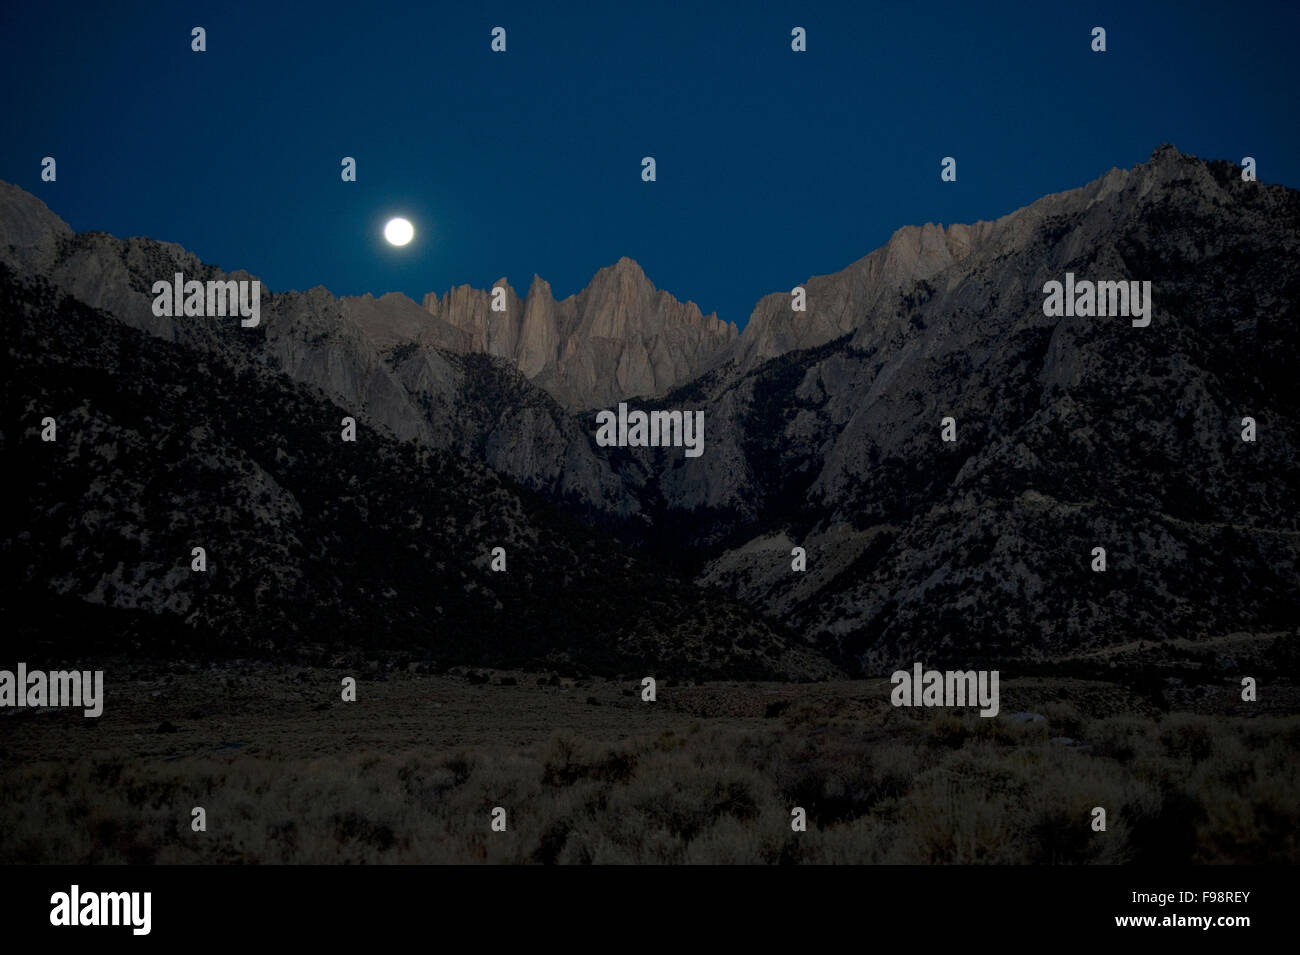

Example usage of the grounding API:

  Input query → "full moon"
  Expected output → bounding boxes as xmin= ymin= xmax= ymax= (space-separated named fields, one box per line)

xmin=384 ymin=217 xmax=414 ymax=246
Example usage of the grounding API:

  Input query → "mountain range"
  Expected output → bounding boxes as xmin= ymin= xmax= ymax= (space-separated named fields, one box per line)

xmin=3 ymin=145 xmax=1297 ymax=676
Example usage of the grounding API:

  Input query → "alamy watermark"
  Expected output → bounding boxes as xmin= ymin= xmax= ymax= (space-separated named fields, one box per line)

xmin=50 ymin=886 xmax=150 ymax=935
xmin=0 ymin=663 xmax=103 ymax=717
xmin=1042 ymin=272 xmax=1151 ymax=327
xmin=890 ymin=662 xmax=999 ymax=717
xmin=151 ymin=272 xmax=261 ymax=327
xmin=594 ymin=402 xmax=704 ymax=458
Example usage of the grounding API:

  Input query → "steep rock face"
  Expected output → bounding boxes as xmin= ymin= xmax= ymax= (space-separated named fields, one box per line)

xmin=5 ymin=147 xmax=1296 ymax=675
xmin=682 ymin=147 xmax=1300 ymax=668
xmin=722 ymin=165 xmax=1137 ymax=374
xmin=0 ymin=183 xmax=642 ymax=517
xmin=422 ymin=279 xmax=525 ymax=360
xmin=343 ymin=290 xmax=469 ymax=354
xmin=385 ymin=347 xmax=642 ymax=519
xmin=727 ymin=220 xmax=987 ymax=372
xmin=0 ymin=188 xmax=434 ymax=445
xmin=423 ymin=257 xmax=738 ymax=410
xmin=0 ymin=182 xmax=72 ymax=276
xmin=2 ymin=266 xmax=835 ymax=680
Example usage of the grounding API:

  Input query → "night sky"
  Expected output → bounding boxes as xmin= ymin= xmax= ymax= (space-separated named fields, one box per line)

xmin=2 ymin=1 xmax=1297 ymax=328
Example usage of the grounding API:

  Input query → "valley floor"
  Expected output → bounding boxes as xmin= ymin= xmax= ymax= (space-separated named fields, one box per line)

xmin=1 ymin=662 xmax=1296 ymax=864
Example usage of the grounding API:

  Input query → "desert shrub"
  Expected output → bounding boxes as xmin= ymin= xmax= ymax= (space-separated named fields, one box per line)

xmin=1041 ymin=701 xmax=1087 ymax=738
xmin=1088 ymin=715 xmax=1154 ymax=762
xmin=3 ymin=706 xmax=1297 ymax=865
xmin=1158 ymin=713 xmax=1216 ymax=762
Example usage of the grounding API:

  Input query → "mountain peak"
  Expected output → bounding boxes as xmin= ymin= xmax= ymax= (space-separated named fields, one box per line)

xmin=0 ymin=179 xmax=74 ymax=275
xmin=421 ymin=255 xmax=735 ymax=409
xmin=726 ymin=146 xmax=1250 ymax=370
xmin=590 ymin=255 xmax=651 ymax=289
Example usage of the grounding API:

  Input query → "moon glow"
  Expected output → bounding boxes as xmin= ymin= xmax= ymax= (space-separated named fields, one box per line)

xmin=384 ymin=217 xmax=414 ymax=246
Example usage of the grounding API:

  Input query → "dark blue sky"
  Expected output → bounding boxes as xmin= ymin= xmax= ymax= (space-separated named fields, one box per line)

xmin=2 ymin=1 xmax=1297 ymax=328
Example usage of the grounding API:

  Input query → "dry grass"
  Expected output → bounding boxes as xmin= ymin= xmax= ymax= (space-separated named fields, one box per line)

xmin=2 ymin=693 xmax=1295 ymax=864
